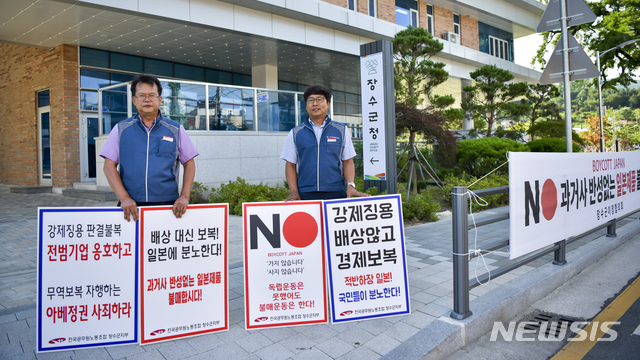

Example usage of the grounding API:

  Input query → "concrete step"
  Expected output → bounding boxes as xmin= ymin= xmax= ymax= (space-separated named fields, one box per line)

xmin=61 ymin=188 xmax=118 ymax=202
xmin=70 ymin=182 xmax=99 ymax=191
xmin=10 ymin=186 xmax=52 ymax=194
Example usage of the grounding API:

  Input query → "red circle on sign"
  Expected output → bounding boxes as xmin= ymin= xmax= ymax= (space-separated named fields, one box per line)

xmin=541 ymin=179 xmax=557 ymax=221
xmin=282 ymin=212 xmax=318 ymax=248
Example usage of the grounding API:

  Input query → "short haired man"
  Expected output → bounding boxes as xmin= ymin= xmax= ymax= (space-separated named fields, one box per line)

xmin=280 ymin=84 xmax=369 ymax=200
xmin=100 ymin=74 xmax=199 ymax=221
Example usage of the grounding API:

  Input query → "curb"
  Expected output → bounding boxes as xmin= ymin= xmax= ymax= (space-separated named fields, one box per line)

xmin=383 ymin=216 xmax=640 ymax=360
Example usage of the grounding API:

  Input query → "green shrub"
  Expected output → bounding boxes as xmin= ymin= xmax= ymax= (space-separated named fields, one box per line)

xmin=365 ymin=186 xmax=379 ymax=196
xmin=189 ymin=181 xmax=209 ymax=204
xmin=401 ymin=191 xmax=440 ymax=223
xmin=456 ymin=137 xmax=529 ymax=177
xmin=442 ymin=172 xmax=509 ymax=211
xmin=206 ymin=177 xmax=441 ymax=223
xmin=527 ymin=138 xmax=580 ymax=152
xmin=209 ymin=178 xmax=290 ymax=215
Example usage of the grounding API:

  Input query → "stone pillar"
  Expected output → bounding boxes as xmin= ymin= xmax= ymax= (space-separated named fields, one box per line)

xmin=252 ymin=64 xmax=278 ymax=89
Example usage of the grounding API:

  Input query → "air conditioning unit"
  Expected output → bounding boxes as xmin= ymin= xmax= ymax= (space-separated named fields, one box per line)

xmin=443 ymin=31 xmax=460 ymax=45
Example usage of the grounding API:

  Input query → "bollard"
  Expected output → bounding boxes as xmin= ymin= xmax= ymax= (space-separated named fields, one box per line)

xmin=553 ymin=239 xmax=567 ymax=265
xmin=606 ymin=218 xmax=617 ymax=237
xmin=450 ymin=186 xmax=472 ymax=320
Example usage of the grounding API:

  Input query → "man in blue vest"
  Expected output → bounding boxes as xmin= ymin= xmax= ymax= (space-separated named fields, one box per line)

xmin=281 ymin=84 xmax=369 ymax=201
xmin=100 ymin=74 xmax=199 ymax=221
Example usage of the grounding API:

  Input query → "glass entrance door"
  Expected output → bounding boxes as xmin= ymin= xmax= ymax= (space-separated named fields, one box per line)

xmin=80 ymin=114 xmax=100 ymax=181
xmin=37 ymin=90 xmax=51 ymax=184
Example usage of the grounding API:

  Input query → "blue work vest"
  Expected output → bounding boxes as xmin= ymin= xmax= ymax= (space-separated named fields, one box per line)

xmin=293 ymin=118 xmax=346 ymax=193
xmin=117 ymin=115 xmax=181 ymax=203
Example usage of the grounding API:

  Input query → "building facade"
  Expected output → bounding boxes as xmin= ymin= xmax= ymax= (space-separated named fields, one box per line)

xmin=0 ymin=0 xmax=544 ymax=191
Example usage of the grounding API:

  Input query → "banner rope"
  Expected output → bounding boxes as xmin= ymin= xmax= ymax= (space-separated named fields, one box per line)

xmin=452 ymin=156 xmax=511 ymax=286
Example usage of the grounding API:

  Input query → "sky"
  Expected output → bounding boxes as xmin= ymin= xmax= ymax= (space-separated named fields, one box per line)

xmin=514 ymin=33 xmax=546 ymax=71
xmin=515 ymin=32 xmax=640 ymax=82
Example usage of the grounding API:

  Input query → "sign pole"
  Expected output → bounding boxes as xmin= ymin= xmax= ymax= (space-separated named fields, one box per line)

xmin=537 ymin=0 xmax=598 ymax=152
xmin=560 ymin=0 xmax=573 ymax=153
xmin=360 ymin=40 xmax=397 ymax=194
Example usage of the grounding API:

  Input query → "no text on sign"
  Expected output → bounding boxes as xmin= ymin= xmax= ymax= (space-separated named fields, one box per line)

xmin=537 ymin=0 xmax=597 ymax=33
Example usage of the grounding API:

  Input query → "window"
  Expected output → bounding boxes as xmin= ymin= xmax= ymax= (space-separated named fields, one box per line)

xmin=427 ymin=5 xmax=434 ymax=34
xmin=111 ymin=53 xmax=143 ymax=73
xmin=175 ymin=63 xmax=205 ymax=82
xmin=37 ymin=90 xmax=51 ymax=180
xmin=478 ymin=22 xmax=514 ymax=62
xmin=145 ymin=58 xmax=173 ymax=77
xmin=454 ymin=14 xmax=460 ymax=35
xmin=348 ymin=0 xmax=355 ymax=11
xmin=79 ymin=47 xmax=250 ymax=87
xmin=80 ymin=47 xmax=109 ymax=68
xmin=395 ymin=0 xmax=418 ymax=27
xmin=369 ymin=0 xmax=376 ymax=17
xmin=489 ymin=36 xmax=510 ymax=60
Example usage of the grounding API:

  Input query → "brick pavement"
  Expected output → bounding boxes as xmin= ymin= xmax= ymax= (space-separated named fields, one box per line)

xmin=0 ymin=184 xmax=637 ymax=359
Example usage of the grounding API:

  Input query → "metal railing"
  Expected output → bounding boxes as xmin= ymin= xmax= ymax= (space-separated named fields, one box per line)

xmin=450 ymin=185 xmax=626 ymax=320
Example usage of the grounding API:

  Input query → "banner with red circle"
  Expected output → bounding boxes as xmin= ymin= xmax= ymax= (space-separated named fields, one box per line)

xmin=242 ymin=201 xmax=328 ymax=329
xmin=510 ymin=151 xmax=640 ymax=259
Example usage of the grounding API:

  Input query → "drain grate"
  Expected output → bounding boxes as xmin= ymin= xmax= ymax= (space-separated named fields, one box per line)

xmin=521 ymin=312 xmax=580 ymax=339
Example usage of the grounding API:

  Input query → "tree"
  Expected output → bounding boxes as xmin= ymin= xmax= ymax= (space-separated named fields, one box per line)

xmin=393 ymin=26 xmax=452 ymax=108
xmin=579 ymin=115 xmax=605 ymax=151
xmin=529 ymin=120 xmax=586 ymax=147
xmin=393 ymin=26 xmax=455 ymax=194
xmin=522 ymin=84 xmax=561 ymax=140
xmin=616 ymin=124 xmax=640 ymax=150
xmin=395 ymin=103 xmax=457 ymax=168
xmin=461 ymin=65 xmax=530 ymax=137
xmin=534 ymin=0 xmax=640 ymax=89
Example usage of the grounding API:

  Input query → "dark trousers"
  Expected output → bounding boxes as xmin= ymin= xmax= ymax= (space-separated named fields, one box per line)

xmin=299 ymin=191 xmax=347 ymax=200
xmin=117 ymin=200 xmax=175 ymax=206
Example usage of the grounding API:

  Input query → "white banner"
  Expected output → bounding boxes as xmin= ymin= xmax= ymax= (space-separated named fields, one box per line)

xmin=139 ymin=204 xmax=228 ymax=343
xmin=361 ymin=51 xmax=387 ymax=181
xmin=37 ymin=208 xmax=138 ymax=352
xmin=323 ymin=195 xmax=411 ymax=323
xmin=243 ymin=201 xmax=328 ymax=329
xmin=509 ymin=151 xmax=640 ymax=259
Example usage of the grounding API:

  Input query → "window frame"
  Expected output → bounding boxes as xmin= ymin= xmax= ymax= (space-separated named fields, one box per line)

xmin=427 ymin=5 xmax=434 ymax=34
xmin=410 ymin=8 xmax=418 ymax=27
xmin=489 ymin=36 xmax=510 ymax=61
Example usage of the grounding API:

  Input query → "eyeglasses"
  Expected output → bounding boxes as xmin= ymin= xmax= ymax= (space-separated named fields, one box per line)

xmin=306 ymin=97 xmax=326 ymax=104
xmin=135 ymin=93 xmax=160 ymax=100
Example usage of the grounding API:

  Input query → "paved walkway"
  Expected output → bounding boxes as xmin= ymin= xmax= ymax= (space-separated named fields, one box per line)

xmin=0 ymin=184 xmax=638 ymax=359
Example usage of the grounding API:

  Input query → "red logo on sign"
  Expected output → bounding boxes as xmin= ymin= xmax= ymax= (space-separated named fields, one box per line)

xmin=525 ymin=178 xmax=559 ymax=226
xmin=541 ymin=179 xmax=558 ymax=221
xmin=48 ymin=338 xmax=66 ymax=344
xmin=150 ymin=329 xmax=166 ymax=336
xmin=340 ymin=311 xmax=353 ymax=317
xmin=249 ymin=210 xmax=320 ymax=250
xmin=254 ymin=317 xmax=269 ymax=322
xmin=283 ymin=212 xmax=318 ymax=248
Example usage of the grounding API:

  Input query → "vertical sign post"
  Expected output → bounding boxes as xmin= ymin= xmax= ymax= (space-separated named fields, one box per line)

xmin=361 ymin=40 xmax=396 ymax=194
xmin=537 ymin=0 xmax=598 ymax=152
